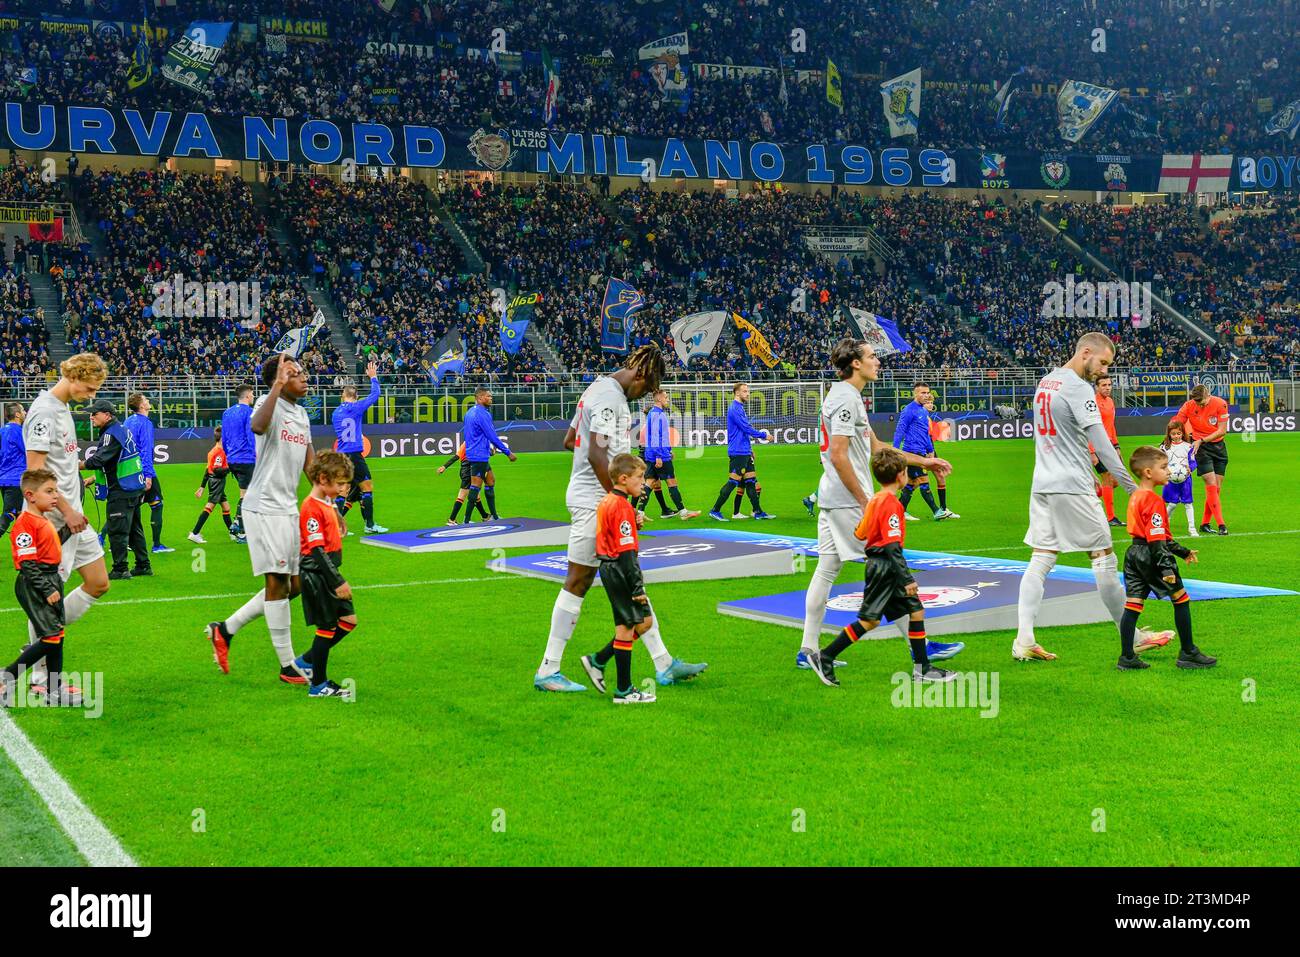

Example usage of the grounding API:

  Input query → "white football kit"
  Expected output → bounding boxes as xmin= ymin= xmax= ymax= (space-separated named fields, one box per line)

xmin=565 ymin=376 xmax=631 ymax=567
xmin=244 ymin=395 xmax=311 ymax=576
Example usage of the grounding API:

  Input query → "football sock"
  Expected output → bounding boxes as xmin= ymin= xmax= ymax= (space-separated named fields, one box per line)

xmin=1173 ymin=594 xmax=1194 ymax=652
xmin=233 ymin=499 xmax=244 ymax=531
xmin=1206 ymin=484 xmax=1225 ymax=526
xmin=221 ymin=510 xmax=232 ymax=529
xmin=918 ymin=482 xmax=938 ymax=513
xmin=1091 ymin=552 xmax=1127 ymax=628
xmin=224 ymin=589 xmax=267 ymax=643
xmin=638 ymin=597 xmax=673 ymax=673
xmin=149 ymin=499 xmax=164 ymax=548
xmin=1099 ymin=485 xmax=1115 ymax=520
xmin=594 ymin=639 xmax=615 ymax=669
xmin=4 ymin=632 xmax=62 ymax=680
xmin=823 ymin=620 xmax=866 ymax=660
xmin=0 ymin=507 xmax=16 ymax=536
xmin=1183 ymin=503 xmax=1195 ymax=530
xmin=1202 ymin=495 xmax=1212 ymax=525
xmin=27 ymin=587 xmax=96 ymax=677
xmin=744 ymin=478 xmax=761 ymax=512
xmin=937 ymin=485 xmax=947 ymax=510
xmin=801 ymin=559 xmax=841 ymax=653
xmin=654 ymin=488 xmax=671 ymax=514
xmin=449 ymin=499 xmax=464 ymax=522
xmin=1120 ymin=605 xmax=1141 ymax=657
xmin=360 ymin=491 xmax=375 ymax=526
xmin=482 ymin=486 xmax=495 ymax=517
xmin=635 ymin=488 xmax=651 ymax=513
xmin=899 ymin=484 xmax=915 ymax=507
xmin=334 ymin=496 xmax=348 ymax=516
xmin=908 ymin=621 xmax=928 ymax=666
xmin=476 ymin=498 xmax=489 ymax=518
xmin=614 ymin=640 xmax=634 ymax=693
xmin=1014 ymin=551 xmax=1057 ymax=650
xmin=310 ymin=628 xmax=335 ymax=686
xmin=733 ymin=488 xmax=744 ymax=515
xmin=463 ymin=486 xmax=481 ymax=523
xmin=539 ymin=589 xmax=584 ymax=676
xmin=668 ymin=485 xmax=684 ymax=511
xmin=265 ymin=598 xmax=295 ymax=667
xmin=711 ymin=479 xmax=738 ymax=513
xmin=194 ymin=507 xmax=211 ymax=534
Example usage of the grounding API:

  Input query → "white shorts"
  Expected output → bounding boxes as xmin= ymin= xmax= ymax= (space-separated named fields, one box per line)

xmin=817 ymin=507 xmax=864 ymax=566
xmin=566 ymin=506 xmax=598 ymax=568
xmin=1024 ymin=492 xmax=1112 ymax=553
xmin=58 ymin=525 xmax=105 ymax=581
xmin=244 ymin=511 xmax=300 ymax=577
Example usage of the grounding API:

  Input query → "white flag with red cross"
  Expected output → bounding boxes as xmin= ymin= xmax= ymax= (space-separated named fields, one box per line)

xmin=1158 ymin=153 xmax=1234 ymax=193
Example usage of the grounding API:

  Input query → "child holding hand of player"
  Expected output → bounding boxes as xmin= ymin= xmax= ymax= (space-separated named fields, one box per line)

xmin=189 ymin=425 xmax=234 ymax=544
xmin=579 ymin=453 xmax=657 ymax=704
xmin=1 ymin=469 xmax=81 ymax=707
xmin=1118 ymin=446 xmax=1216 ymax=671
xmin=292 ymin=451 xmax=357 ymax=699
xmin=1159 ymin=422 xmax=1199 ymax=538
xmin=809 ymin=448 xmax=956 ymax=687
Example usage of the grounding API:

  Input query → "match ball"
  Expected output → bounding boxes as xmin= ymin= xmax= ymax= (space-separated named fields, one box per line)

xmin=1167 ymin=460 xmax=1189 ymax=484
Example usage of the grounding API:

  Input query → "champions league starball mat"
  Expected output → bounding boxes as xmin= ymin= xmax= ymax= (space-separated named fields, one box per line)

xmin=692 ymin=528 xmax=1299 ymax=639
xmin=488 ymin=533 xmax=800 ymax=585
xmin=360 ymin=517 xmax=572 ymax=553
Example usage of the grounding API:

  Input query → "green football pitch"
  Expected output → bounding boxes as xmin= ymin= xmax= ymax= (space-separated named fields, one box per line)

xmin=1 ymin=432 xmax=1297 ymax=867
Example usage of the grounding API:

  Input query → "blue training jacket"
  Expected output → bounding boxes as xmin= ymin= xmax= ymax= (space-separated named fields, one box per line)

xmin=645 ymin=405 xmax=672 ymax=461
xmin=221 ymin=402 xmax=255 ymax=465
xmin=125 ymin=412 xmax=156 ymax=479
xmin=893 ymin=400 xmax=934 ymax=456
xmin=726 ymin=399 xmax=765 ymax=456
xmin=463 ymin=404 xmax=510 ymax=463
xmin=0 ymin=421 xmax=25 ymax=486
xmin=332 ymin=377 xmax=380 ymax=454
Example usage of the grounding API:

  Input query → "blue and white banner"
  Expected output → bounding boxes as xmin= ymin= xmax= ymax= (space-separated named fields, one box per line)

xmin=669 ymin=310 xmax=728 ymax=366
xmin=638 ymin=30 xmax=689 ymax=60
xmin=846 ymin=307 xmax=911 ymax=357
xmin=160 ymin=21 xmax=232 ymax=94
xmin=600 ymin=278 xmax=645 ymax=354
xmin=992 ymin=66 xmax=1026 ymax=128
xmin=423 ymin=328 xmax=465 ymax=385
xmin=879 ymin=68 xmax=921 ymax=138
xmin=1057 ymin=80 xmax=1118 ymax=143
xmin=1265 ymin=98 xmax=1300 ymax=141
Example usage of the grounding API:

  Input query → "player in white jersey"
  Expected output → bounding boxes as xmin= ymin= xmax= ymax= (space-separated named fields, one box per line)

xmin=798 ymin=339 xmax=954 ymax=668
xmin=1014 ymin=332 xmax=1141 ymax=662
xmin=535 ymin=345 xmax=708 ymax=692
xmin=19 ymin=354 xmax=110 ymax=695
xmin=206 ymin=354 xmax=316 ymax=685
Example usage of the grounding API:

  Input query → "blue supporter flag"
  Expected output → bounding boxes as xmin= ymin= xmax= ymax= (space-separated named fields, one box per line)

xmin=600 ymin=278 xmax=645 ymax=354
xmin=423 ymin=328 xmax=465 ymax=384
xmin=500 ymin=291 xmax=539 ymax=356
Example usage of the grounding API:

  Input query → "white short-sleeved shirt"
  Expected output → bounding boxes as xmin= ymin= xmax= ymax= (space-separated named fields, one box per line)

xmin=243 ymin=395 xmax=311 ymax=516
xmin=1030 ymin=367 xmax=1104 ymax=495
xmin=816 ymin=380 xmax=875 ymax=510
xmin=23 ymin=389 xmax=83 ymax=523
xmin=566 ymin=376 xmax=631 ymax=511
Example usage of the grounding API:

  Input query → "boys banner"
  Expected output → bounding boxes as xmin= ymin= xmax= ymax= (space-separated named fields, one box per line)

xmin=0 ymin=101 xmax=1271 ymax=190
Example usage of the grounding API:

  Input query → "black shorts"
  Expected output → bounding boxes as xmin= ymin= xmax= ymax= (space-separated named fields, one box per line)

xmin=346 ymin=451 xmax=372 ymax=485
xmin=645 ymin=458 xmax=675 ymax=481
xmin=728 ymin=454 xmax=755 ymax=476
xmin=229 ymin=462 xmax=255 ymax=490
xmin=205 ymin=473 xmax=228 ymax=505
xmin=301 ymin=569 xmax=356 ymax=629
xmin=1123 ymin=541 xmax=1185 ymax=601
xmin=857 ymin=555 xmax=923 ymax=624
xmin=1 ymin=485 xmax=21 ymax=516
xmin=457 ymin=460 xmax=472 ymax=489
xmin=906 ymin=465 xmax=928 ymax=480
xmin=599 ymin=559 xmax=648 ymax=628
xmin=142 ymin=474 xmax=163 ymax=505
xmin=1196 ymin=440 xmax=1228 ymax=477
xmin=468 ymin=461 xmax=492 ymax=481
xmin=14 ymin=570 xmax=64 ymax=641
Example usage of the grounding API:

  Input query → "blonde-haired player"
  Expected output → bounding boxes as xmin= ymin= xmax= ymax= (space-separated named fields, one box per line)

xmin=20 ymin=353 xmax=111 ymax=697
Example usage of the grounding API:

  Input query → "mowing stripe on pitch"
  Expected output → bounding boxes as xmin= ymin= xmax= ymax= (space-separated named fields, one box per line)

xmin=0 ymin=576 xmax=511 ymax=615
xmin=0 ymin=711 xmax=136 ymax=867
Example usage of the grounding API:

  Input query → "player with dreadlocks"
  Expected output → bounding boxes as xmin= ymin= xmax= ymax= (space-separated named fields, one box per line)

xmin=535 ymin=345 xmax=708 ymax=693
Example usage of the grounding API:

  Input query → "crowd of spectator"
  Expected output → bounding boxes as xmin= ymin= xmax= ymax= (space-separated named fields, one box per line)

xmin=1 ymin=1 xmax=1298 ymax=154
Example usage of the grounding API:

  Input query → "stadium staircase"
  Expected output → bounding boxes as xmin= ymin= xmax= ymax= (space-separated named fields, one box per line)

xmin=250 ymin=180 xmax=357 ymax=359
xmin=1036 ymin=213 xmax=1230 ymax=358
xmin=27 ymin=269 xmax=71 ymax=364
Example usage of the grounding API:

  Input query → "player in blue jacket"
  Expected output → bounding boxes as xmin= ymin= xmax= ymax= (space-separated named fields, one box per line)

xmin=332 ymin=359 xmax=388 ymax=534
xmin=893 ymin=382 xmax=953 ymax=521
xmin=221 ymin=384 xmax=256 ymax=542
xmin=0 ymin=402 xmax=26 ymax=536
xmin=126 ymin=393 xmax=173 ymax=553
xmin=709 ymin=382 xmax=774 ymax=521
xmin=462 ymin=387 xmax=516 ymax=523
xmin=638 ymin=390 xmax=701 ymax=521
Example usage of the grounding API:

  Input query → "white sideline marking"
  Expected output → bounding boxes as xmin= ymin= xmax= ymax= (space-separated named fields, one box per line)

xmin=0 ymin=711 xmax=136 ymax=867
xmin=0 ymin=576 xmax=509 ymax=615
xmin=961 ymin=529 xmax=1300 ymax=554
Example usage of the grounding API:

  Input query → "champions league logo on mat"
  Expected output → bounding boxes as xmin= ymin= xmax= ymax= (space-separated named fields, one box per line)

xmin=419 ymin=523 xmax=519 ymax=538
xmin=827 ymin=585 xmax=982 ymax=613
